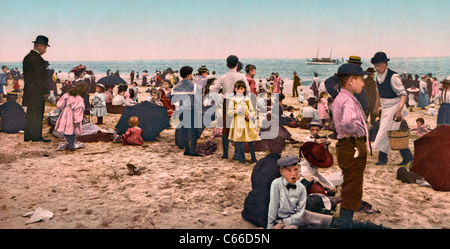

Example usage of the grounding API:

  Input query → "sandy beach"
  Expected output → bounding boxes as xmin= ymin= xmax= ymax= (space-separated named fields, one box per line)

xmin=0 ymin=79 xmax=449 ymax=229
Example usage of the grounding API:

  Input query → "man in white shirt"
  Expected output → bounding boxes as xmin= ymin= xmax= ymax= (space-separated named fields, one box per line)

xmin=371 ymin=52 xmax=413 ymax=166
xmin=209 ymin=55 xmax=250 ymax=159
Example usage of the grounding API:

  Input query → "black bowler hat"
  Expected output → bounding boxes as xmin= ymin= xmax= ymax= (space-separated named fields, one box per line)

xmin=337 ymin=63 xmax=371 ymax=77
xmin=371 ymin=52 xmax=389 ymax=65
xmin=32 ymin=35 xmax=50 ymax=47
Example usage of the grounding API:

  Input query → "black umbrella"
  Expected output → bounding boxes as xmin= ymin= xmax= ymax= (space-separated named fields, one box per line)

xmin=115 ymin=102 xmax=171 ymax=141
xmin=97 ymin=75 xmax=127 ymax=86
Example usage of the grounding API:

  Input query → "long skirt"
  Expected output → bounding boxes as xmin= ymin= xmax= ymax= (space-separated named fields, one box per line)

xmin=417 ymin=89 xmax=430 ymax=108
xmin=437 ymin=103 xmax=450 ymax=126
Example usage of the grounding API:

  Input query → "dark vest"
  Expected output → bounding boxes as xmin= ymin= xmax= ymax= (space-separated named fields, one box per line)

xmin=376 ymin=68 xmax=398 ymax=99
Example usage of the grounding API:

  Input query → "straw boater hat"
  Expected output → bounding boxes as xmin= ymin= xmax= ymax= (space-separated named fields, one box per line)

xmin=198 ymin=65 xmax=209 ymax=73
xmin=347 ymin=56 xmax=363 ymax=65
xmin=300 ymin=142 xmax=334 ymax=168
xmin=96 ymin=83 xmax=105 ymax=90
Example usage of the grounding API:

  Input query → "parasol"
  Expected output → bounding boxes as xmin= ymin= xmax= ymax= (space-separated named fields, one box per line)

xmin=115 ymin=102 xmax=171 ymax=141
xmin=97 ymin=75 xmax=127 ymax=86
xmin=410 ymin=125 xmax=450 ymax=191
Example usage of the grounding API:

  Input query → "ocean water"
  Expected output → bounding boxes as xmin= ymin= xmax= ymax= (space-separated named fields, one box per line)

xmin=2 ymin=57 xmax=449 ymax=86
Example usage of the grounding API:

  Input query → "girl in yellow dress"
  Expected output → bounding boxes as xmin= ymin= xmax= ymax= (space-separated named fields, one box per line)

xmin=228 ymin=80 xmax=258 ymax=164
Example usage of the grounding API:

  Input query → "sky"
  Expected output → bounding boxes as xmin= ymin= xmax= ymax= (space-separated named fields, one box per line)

xmin=1 ymin=0 xmax=449 ymax=62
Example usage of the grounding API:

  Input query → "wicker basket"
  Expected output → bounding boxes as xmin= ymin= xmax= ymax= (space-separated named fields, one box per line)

xmin=388 ymin=130 xmax=410 ymax=150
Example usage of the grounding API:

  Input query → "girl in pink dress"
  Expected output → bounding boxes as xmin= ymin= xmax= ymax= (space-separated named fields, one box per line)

xmin=54 ymin=82 xmax=87 ymax=151
xmin=431 ymin=77 xmax=440 ymax=104
xmin=317 ymin=91 xmax=330 ymax=126
xmin=122 ymin=116 xmax=144 ymax=146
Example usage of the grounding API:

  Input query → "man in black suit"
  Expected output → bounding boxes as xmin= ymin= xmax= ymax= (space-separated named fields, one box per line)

xmin=22 ymin=35 xmax=51 ymax=142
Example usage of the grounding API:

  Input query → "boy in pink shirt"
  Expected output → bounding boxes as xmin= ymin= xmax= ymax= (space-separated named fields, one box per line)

xmin=332 ymin=63 xmax=371 ymax=228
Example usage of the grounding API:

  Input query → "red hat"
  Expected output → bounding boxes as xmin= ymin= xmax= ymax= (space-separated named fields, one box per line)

xmin=300 ymin=142 xmax=333 ymax=168
xmin=70 ymin=64 xmax=86 ymax=73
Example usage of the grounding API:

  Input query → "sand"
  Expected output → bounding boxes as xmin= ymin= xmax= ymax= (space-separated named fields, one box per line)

xmin=0 ymin=79 xmax=449 ymax=229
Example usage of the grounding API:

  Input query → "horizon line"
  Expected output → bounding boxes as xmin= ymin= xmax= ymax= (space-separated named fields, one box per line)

xmin=2 ymin=55 xmax=450 ymax=64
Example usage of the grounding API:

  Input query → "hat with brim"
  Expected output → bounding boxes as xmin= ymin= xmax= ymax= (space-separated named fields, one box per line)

xmin=307 ymin=119 xmax=324 ymax=128
xmin=348 ymin=56 xmax=363 ymax=65
xmin=300 ymin=142 xmax=334 ymax=168
xmin=442 ymin=76 xmax=450 ymax=85
xmin=32 ymin=35 xmax=50 ymax=47
xmin=366 ymin=67 xmax=375 ymax=73
xmin=70 ymin=65 xmax=86 ymax=73
xmin=198 ymin=65 xmax=209 ymax=73
xmin=337 ymin=63 xmax=371 ymax=77
xmin=96 ymin=83 xmax=105 ymax=90
xmin=370 ymin=52 xmax=390 ymax=65
xmin=406 ymin=87 xmax=419 ymax=93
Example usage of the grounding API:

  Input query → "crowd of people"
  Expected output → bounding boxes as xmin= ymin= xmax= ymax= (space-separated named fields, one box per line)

xmin=1 ymin=35 xmax=449 ymax=230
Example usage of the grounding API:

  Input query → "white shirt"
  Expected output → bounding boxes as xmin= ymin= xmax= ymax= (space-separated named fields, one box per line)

xmin=376 ymin=69 xmax=407 ymax=97
xmin=209 ymin=69 xmax=250 ymax=98
xmin=301 ymin=106 xmax=319 ymax=119
xmin=112 ymin=95 xmax=134 ymax=106
xmin=419 ymin=80 xmax=428 ymax=93
xmin=267 ymin=177 xmax=307 ymax=229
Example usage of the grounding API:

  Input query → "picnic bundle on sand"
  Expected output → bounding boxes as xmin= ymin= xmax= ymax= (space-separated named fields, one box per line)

xmin=0 ymin=78 xmax=449 ymax=229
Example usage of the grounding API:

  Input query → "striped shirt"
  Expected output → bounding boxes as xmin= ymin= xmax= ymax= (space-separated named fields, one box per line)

xmin=332 ymin=89 xmax=367 ymax=139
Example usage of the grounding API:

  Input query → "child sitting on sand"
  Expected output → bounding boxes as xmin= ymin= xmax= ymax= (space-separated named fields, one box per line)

xmin=267 ymin=156 xmax=335 ymax=229
xmin=122 ymin=116 xmax=144 ymax=146
xmin=228 ymin=80 xmax=258 ymax=164
xmin=161 ymin=80 xmax=172 ymax=98
xmin=303 ymin=119 xmax=331 ymax=147
xmin=150 ymin=89 xmax=163 ymax=106
xmin=112 ymin=85 xmax=136 ymax=107
xmin=91 ymin=84 xmax=107 ymax=125
xmin=411 ymin=117 xmax=432 ymax=138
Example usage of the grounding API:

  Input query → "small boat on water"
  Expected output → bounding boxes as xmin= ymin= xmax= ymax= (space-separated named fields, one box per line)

xmin=306 ymin=57 xmax=341 ymax=65
xmin=306 ymin=41 xmax=342 ymax=65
